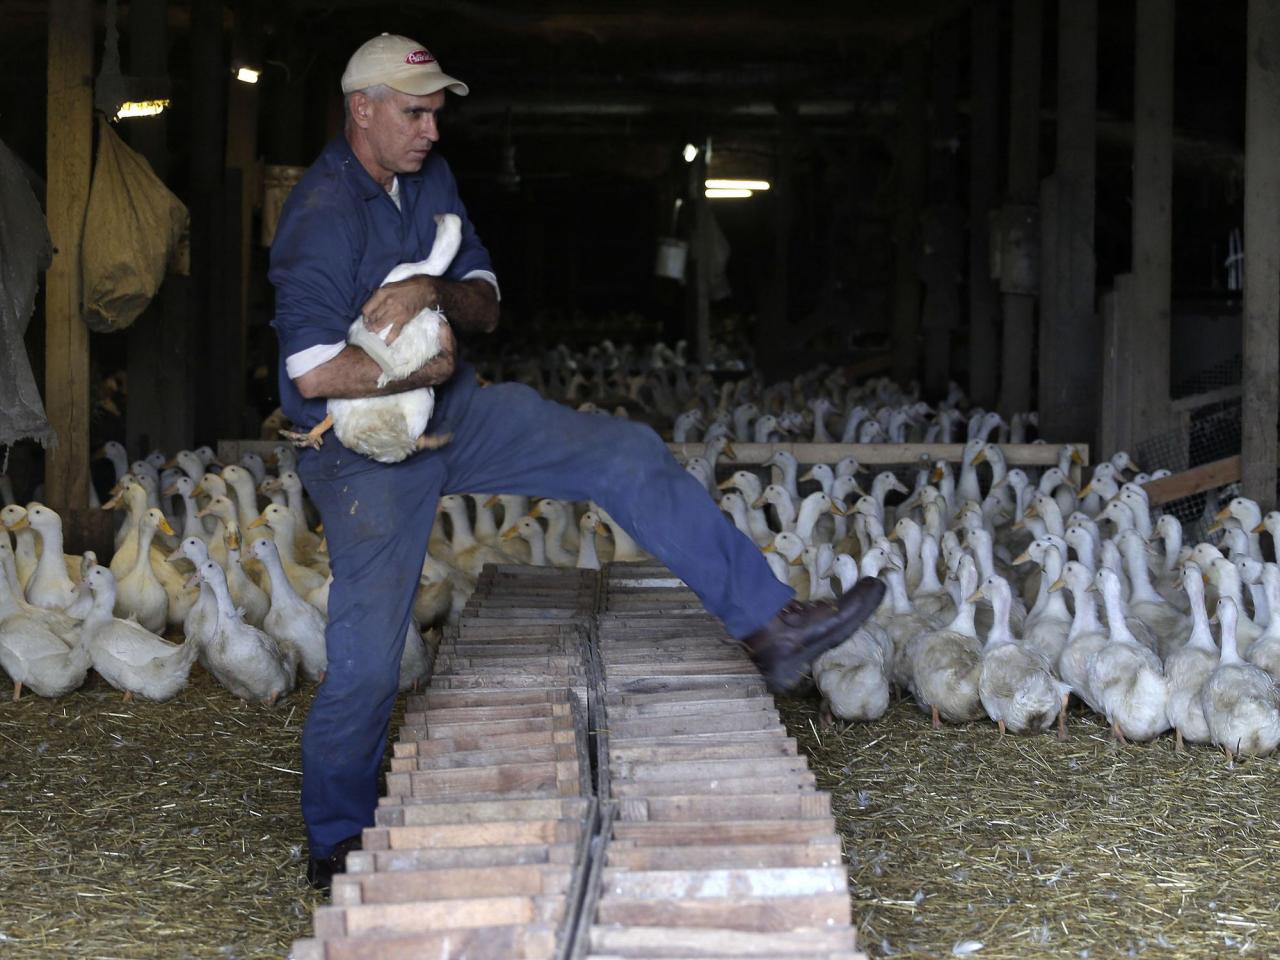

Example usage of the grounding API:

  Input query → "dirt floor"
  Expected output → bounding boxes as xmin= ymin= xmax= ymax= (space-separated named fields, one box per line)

xmin=4 ymin=671 xmax=1279 ymax=958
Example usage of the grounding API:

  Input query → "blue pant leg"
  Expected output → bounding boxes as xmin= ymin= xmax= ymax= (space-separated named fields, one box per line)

xmin=439 ymin=382 xmax=793 ymax=639
xmin=296 ymin=443 xmax=446 ymax=857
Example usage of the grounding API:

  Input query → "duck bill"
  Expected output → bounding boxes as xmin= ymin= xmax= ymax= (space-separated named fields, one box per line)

xmin=1048 ymin=577 xmax=1066 ymax=593
xmin=248 ymin=515 xmax=269 ymax=530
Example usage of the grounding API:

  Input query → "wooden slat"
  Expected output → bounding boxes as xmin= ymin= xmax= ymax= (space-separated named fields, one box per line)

xmin=1141 ymin=455 xmax=1241 ymax=505
xmin=587 ymin=925 xmax=858 ymax=958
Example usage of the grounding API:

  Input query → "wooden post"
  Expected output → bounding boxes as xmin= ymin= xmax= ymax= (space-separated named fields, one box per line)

xmin=190 ymin=0 xmax=227 ymax=445
xmin=968 ymin=0 xmax=1000 ymax=408
xmin=1129 ymin=0 xmax=1176 ymax=458
xmin=44 ymin=0 xmax=103 ymax=552
xmin=689 ymin=145 xmax=712 ymax=367
xmin=921 ymin=23 xmax=961 ymax=401
xmin=891 ymin=40 xmax=928 ymax=388
xmin=999 ymin=0 xmax=1042 ymax=418
xmin=1038 ymin=0 xmax=1098 ymax=445
xmin=1243 ymin=0 xmax=1280 ymax=507
xmin=125 ymin=0 xmax=195 ymax=460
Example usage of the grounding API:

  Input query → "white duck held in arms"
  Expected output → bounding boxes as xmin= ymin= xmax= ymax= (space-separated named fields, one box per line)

xmin=282 ymin=214 xmax=462 ymax=462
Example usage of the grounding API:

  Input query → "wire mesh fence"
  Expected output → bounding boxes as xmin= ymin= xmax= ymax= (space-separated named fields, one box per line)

xmin=1136 ymin=347 xmax=1243 ymax=544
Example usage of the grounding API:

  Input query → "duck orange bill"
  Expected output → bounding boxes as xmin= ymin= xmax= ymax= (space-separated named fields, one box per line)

xmin=165 ymin=546 xmax=184 ymax=563
xmin=183 ymin=572 xmax=199 ymax=589
xmin=965 ymin=589 xmax=984 ymax=604
xmin=1048 ymin=578 xmax=1066 ymax=592
xmin=248 ymin=515 xmax=269 ymax=529
xmin=722 ymin=441 xmax=737 ymax=459
xmin=1214 ymin=506 xmax=1232 ymax=521
xmin=5 ymin=516 xmax=28 ymax=530
xmin=483 ymin=495 xmax=499 ymax=508
xmin=1012 ymin=552 xmax=1031 ymax=565
xmin=1254 ymin=522 xmax=1267 ymax=534
xmin=158 ymin=518 xmax=177 ymax=536
xmin=500 ymin=526 xmax=520 ymax=540
xmin=102 ymin=490 xmax=126 ymax=511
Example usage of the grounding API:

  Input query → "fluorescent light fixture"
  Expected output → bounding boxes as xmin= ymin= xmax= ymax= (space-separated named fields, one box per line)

xmin=683 ymin=143 xmax=699 ymax=163
xmin=705 ymin=188 xmax=752 ymax=199
xmin=115 ymin=99 xmax=170 ymax=119
xmin=236 ymin=66 xmax=261 ymax=84
xmin=705 ymin=178 xmax=770 ymax=191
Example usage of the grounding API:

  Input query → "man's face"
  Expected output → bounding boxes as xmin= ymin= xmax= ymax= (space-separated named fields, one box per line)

xmin=354 ymin=88 xmax=445 ymax=177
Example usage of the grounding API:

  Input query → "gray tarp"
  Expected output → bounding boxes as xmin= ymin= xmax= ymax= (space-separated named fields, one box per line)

xmin=0 ymin=137 xmax=54 ymax=448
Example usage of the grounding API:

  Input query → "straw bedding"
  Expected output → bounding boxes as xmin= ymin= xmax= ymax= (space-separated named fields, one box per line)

xmin=0 ymin=670 xmax=393 ymax=959
xmin=780 ymin=696 xmax=1280 ymax=959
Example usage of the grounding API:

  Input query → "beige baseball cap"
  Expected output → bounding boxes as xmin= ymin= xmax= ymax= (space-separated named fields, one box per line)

xmin=341 ymin=33 xmax=469 ymax=97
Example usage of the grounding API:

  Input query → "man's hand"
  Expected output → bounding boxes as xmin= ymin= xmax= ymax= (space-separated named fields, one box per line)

xmin=361 ymin=276 xmax=438 ymax=345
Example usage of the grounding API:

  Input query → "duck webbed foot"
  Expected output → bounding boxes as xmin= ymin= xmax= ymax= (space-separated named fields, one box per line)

xmin=416 ymin=431 xmax=453 ymax=451
xmin=281 ymin=414 xmax=333 ymax=450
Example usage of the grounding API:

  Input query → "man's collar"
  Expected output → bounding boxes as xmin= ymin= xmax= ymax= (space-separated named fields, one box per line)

xmin=328 ymin=135 xmax=426 ymax=201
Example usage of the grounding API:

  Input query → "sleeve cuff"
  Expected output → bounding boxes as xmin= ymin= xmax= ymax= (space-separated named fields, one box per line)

xmin=285 ymin=342 xmax=345 ymax=380
xmin=462 ymin=269 xmax=501 ymax=301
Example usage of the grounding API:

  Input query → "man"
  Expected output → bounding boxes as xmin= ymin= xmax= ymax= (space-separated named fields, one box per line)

xmin=269 ymin=33 xmax=885 ymax=892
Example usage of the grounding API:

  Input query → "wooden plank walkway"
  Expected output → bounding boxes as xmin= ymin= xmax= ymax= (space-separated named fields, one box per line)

xmin=291 ymin=561 xmax=865 ymax=960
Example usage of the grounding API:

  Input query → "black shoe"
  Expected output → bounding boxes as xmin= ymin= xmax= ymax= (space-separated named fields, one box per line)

xmin=306 ymin=834 xmax=362 ymax=893
xmin=743 ymin=577 xmax=886 ymax=695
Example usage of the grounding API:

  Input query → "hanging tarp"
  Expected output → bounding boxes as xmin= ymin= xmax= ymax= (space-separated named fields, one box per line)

xmin=81 ymin=117 xmax=189 ymax=333
xmin=0 ymin=136 xmax=54 ymax=448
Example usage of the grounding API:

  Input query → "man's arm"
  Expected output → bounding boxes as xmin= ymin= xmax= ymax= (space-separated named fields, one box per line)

xmin=295 ymin=320 xmax=457 ymax=400
xmin=361 ymin=276 xmax=498 ymax=343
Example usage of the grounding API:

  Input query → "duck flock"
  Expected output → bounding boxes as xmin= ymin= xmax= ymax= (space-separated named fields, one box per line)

xmin=2 ymin=345 xmax=1276 ymax=765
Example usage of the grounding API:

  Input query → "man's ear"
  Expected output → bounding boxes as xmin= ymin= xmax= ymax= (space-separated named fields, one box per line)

xmin=350 ymin=92 xmax=373 ymax=128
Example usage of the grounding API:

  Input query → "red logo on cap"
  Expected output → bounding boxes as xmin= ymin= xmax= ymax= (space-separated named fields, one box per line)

xmin=405 ymin=49 xmax=435 ymax=65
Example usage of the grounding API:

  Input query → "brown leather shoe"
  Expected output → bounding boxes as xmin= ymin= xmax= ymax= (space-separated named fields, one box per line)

xmin=742 ymin=577 xmax=886 ymax=695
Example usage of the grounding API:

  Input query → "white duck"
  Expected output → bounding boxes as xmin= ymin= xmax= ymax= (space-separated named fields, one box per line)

xmin=1116 ymin=528 xmax=1190 ymax=659
xmin=223 ymin=524 xmax=271 ymax=629
xmin=908 ymin=554 xmax=984 ymax=728
xmin=1201 ymin=596 xmax=1280 ymax=760
xmin=19 ymin=503 xmax=82 ymax=613
xmin=248 ymin=504 xmax=328 ymax=595
xmin=438 ymin=494 xmax=513 ymax=578
xmin=1015 ymin=536 xmax=1073 ymax=668
xmin=0 ymin=554 xmax=89 ymax=699
xmin=1087 ymin=568 xmax=1170 ymax=744
xmin=576 ymin=510 xmax=608 ymax=569
xmin=250 ymin=537 xmax=327 ymax=683
xmin=1163 ymin=562 xmax=1218 ymax=751
xmin=112 ymin=508 xmax=176 ymax=634
xmin=1 ymin=504 xmax=38 ymax=590
xmin=1052 ymin=560 xmax=1111 ymax=713
xmin=285 ymin=214 xmax=462 ymax=463
xmin=168 ymin=537 xmax=218 ymax=656
xmin=81 ymin=566 xmax=198 ymax=702
xmin=971 ymin=574 xmax=1071 ymax=738
xmin=812 ymin=553 xmax=895 ymax=725
xmin=197 ymin=559 xmax=296 ymax=704
xmin=1244 ymin=563 xmax=1280 ymax=681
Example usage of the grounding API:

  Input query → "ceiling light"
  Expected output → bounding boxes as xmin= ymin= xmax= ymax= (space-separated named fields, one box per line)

xmin=236 ymin=66 xmax=260 ymax=84
xmin=705 ymin=188 xmax=752 ymax=199
xmin=705 ymin=179 xmax=770 ymax=191
xmin=115 ymin=99 xmax=170 ymax=119
xmin=683 ymin=143 xmax=699 ymax=163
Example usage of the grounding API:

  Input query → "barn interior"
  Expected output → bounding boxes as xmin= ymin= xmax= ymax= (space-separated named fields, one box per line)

xmin=2 ymin=2 xmax=1279 ymax=958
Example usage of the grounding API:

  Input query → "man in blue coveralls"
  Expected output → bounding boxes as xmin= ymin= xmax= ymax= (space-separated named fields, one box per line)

xmin=269 ymin=33 xmax=887 ymax=892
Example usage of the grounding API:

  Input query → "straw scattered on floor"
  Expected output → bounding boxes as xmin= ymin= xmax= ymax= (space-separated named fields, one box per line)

xmin=780 ymin=695 xmax=1280 ymax=960
xmin=0 ymin=669 xmax=405 ymax=960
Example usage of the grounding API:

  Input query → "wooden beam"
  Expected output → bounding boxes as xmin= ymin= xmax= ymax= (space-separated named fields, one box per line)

xmin=1038 ymin=0 xmax=1099 ymax=446
xmin=666 ymin=441 xmax=1087 ymax=469
xmin=1142 ymin=455 xmax=1241 ymax=506
xmin=967 ymin=0 xmax=1000 ymax=408
xmin=1130 ymin=0 xmax=1176 ymax=450
xmin=891 ymin=39 xmax=928 ymax=388
xmin=998 ymin=0 xmax=1041 ymax=418
xmin=44 ymin=0 xmax=94 ymax=529
xmin=921 ymin=22 xmax=961 ymax=401
xmin=1243 ymin=0 xmax=1280 ymax=508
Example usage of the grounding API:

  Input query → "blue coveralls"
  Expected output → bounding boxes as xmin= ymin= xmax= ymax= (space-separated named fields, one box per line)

xmin=269 ymin=136 xmax=794 ymax=858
